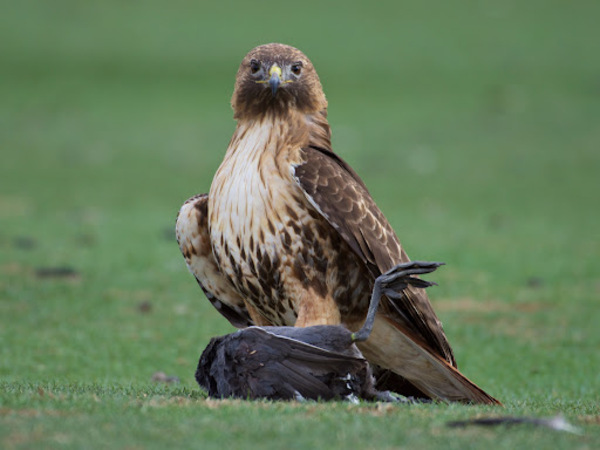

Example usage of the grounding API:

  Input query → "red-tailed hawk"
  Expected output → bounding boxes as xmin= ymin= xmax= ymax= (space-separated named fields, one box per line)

xmin=176 ymin=43 xmax=499 ymax=404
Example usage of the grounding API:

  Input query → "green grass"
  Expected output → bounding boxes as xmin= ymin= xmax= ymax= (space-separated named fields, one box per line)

xmin=1 ymin=0 xmax=599 ymax=448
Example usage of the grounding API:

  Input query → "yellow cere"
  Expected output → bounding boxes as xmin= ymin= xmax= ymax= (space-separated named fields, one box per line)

xmin=269 ymin=64 xmax=282 ymax=78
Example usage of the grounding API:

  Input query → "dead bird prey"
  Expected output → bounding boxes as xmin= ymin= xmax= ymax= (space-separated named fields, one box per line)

xmin=196 ymin=261 xmax=440 ymax=402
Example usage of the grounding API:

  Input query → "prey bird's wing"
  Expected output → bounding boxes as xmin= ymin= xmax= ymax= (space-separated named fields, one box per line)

xmin=176 ymin=193 xmax=254 ymax=328
xmin=293 ymin=146 xmax=456 ymax=366
xmin=252 ymin=329 xmax=368 ymax=400
xmin=198 ymin=327 xmax=369 ymax=400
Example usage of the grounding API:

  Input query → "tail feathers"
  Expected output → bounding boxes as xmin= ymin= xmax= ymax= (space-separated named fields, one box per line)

xmin=357 ymin=315 xmax=501 ymax=405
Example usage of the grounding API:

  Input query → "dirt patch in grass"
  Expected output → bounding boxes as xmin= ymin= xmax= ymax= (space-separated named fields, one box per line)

xmin=0 ymin=408 xmax=71 ymax=418
xmin=436 ymin=297 xmax=552 ymax=341
xmin=0 ymin=195 xmax=32 ymax=218
xmin=436 ymin=297 xmax=550 ymax=315
xmin=436 ymin=297 xmax=510 ymax=313
xmin=578 ymin=415 xmax=600 ymax=425
xmin=0 ymin=262 xmax=81 ymax=283
xmin=0 ymin=262 xmax=29 ymax=276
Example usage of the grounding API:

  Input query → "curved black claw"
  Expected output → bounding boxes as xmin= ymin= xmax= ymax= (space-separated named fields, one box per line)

xmin=351 ymin=261 xmax=444 ymax=342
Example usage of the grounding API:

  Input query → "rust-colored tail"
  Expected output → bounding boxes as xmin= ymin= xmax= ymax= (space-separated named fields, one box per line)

xmin=358 ymin=315 xmax=501 ymax=405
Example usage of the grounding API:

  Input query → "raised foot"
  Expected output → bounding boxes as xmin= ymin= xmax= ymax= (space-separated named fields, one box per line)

xmin=352 ymin=261 xmax=444 ymax=342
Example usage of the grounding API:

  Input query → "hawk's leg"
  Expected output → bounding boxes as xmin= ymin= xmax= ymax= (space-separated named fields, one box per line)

xmin=244 ymin=300 xmax=273 ymax=326
xmin=294 ymin=288 xmax=342 ymax=327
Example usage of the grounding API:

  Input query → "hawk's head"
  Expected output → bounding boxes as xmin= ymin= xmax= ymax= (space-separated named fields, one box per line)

xmin=231 ymin=43 xmax=327 ymax=119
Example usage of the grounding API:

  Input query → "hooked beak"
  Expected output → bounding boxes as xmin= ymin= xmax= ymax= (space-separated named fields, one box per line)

xmin=268 ymin=64 xmax=282 ymax=97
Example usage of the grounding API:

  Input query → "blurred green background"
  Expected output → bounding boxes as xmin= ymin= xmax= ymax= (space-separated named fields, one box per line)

xmin=1 ymin=0 xmax=599 ymax=448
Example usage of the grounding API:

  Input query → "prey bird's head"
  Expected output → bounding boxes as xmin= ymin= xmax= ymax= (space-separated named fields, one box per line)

xmin=231 ymin=43 xmax=327 ymax=119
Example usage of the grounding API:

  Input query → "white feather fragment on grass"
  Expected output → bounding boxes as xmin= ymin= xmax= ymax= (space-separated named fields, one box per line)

xmin=447 ymin=414 xmax=581 ymax=435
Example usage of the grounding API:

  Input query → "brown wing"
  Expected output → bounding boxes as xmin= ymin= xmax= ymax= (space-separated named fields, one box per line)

xmin=292 ymin=146 xmax=456 ymax=366
xmin=176 ymin=193 xmax=254 ymax=328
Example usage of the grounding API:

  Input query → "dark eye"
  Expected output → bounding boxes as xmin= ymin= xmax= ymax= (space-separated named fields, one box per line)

xmin=250 ymin=59 xmax=261 ymax=74
xmin=291 ymin=62 xmax=303 ymax=75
